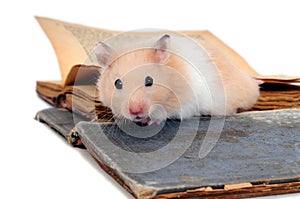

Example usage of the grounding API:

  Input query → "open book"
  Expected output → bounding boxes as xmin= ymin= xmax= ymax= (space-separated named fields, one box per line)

xmin=35 ymin=17 xmax=300 ymax=120
xmin=35 ymin=17 xmax=300 ymax=198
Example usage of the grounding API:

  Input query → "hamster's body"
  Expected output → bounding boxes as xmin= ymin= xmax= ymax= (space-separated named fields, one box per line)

xmin=96 ymin=34 xmax=260 ymax=125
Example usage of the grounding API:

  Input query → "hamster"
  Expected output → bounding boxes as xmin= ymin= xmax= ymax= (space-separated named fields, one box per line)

xmin=95 ymin=34 xmax=260 ymax=125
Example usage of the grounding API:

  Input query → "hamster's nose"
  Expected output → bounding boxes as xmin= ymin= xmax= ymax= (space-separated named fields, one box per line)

xmin=129 ymin=103 xmax=144 ymax=115
xmin=129 ymin=99 xmax=146 ymax=116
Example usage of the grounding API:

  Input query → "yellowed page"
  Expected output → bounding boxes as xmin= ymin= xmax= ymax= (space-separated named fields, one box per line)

xmin=256 ymin=75 xmax=300 ymax=83
xmin=194 ymin=31 xmax=259 ymax=77
xmin=36 ymin=16 xmax=118 ymax=86
xmin=36 ymin=16 xmax=258 ymax=86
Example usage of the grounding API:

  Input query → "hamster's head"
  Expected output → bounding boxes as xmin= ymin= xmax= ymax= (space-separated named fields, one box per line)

xmin=95 ymin=35 xmax=193 ymax=125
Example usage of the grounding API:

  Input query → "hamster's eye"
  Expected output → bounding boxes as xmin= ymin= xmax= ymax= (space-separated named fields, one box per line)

xmin=145 ymin=76 xmax=153 ymax=87
xmin=114 ymin=79 xmax=123 ymax=89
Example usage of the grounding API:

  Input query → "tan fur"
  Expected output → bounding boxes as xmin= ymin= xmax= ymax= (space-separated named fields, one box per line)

xmin=98 ymin=49 xmax=193 ymax=121
xmin=200 ymin=40 xmax=260 ymax=113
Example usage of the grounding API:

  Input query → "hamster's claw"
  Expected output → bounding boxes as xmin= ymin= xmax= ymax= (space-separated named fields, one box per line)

xmin=135 ymin=117 xmax=161 ymax=126
xmin=147 ymin=119 xmax=161 ymax=126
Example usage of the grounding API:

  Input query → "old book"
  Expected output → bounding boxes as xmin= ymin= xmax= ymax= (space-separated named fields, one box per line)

xmin=35 ymin=17 xmax=300 ymax=119
xmin=35 ymin=17 xmax=300 ymax=198
xmin=253 ymin=76 xmax=300 ymax=110
xmin=35 ymin=107 xmax=300 ymax=198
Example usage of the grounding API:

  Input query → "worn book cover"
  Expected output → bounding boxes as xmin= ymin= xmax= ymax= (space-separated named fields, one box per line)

xmin=36 ymin=108 xmax=300 ymax=198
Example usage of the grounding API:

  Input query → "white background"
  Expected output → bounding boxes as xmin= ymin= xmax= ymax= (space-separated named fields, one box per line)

xmin=0 ymin=0 xmax=299 ymax=198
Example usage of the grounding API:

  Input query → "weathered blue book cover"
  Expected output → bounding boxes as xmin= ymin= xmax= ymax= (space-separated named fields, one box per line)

xmin=36 ymin=108 xmax=300 ymax=198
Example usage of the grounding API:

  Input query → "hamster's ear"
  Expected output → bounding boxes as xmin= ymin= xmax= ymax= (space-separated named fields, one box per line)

xmin=94 ymin=42 xmax=115 ymax=67
xmin=153 ymin=34 xmax=170 ymax=64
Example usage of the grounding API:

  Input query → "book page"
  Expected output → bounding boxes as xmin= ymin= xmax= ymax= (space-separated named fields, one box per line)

xmin=36 ymin=16 xmax=118 ymax=86
xmin=256 ymin=75 xmax=300 ymax=84
xmin=36 ymin=16 xmax=259 ymax=87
